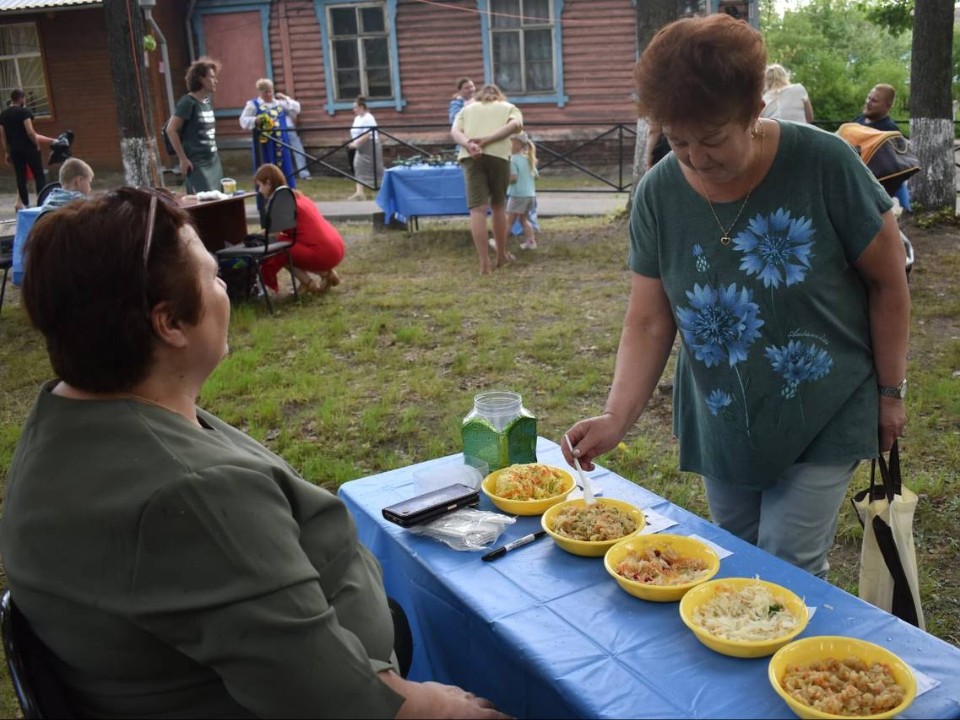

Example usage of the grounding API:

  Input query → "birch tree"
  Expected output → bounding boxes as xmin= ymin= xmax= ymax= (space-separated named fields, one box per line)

xmin=908 ymin=0 xmax=955 ymax=212
xmin=632 ymin=1 xmax=691 ymax=194
xmin=103 ymin=0 xmax=160 ymax=187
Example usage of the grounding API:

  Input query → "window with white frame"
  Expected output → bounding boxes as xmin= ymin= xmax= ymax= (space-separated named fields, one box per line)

xmin=490 ymin=0 xmax=556 ymax=95
xmin=328 ymin=2 xmax=392 ymax=101
xmin=0 ymin=23 xmax=50 ymax=118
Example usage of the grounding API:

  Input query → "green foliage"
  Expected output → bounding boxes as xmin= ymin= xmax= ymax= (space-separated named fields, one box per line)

xmin=856 ymin=0 xmax=913 ymax=36
xmin=763 ymin=0 xmax=913 ymax=122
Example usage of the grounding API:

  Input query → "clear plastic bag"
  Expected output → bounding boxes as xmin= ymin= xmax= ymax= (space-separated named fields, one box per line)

xmin=407 ymin=509 xmax=516 ymax=551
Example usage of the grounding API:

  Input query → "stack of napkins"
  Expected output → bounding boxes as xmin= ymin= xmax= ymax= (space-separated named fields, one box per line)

xmin=196 ymin=190 xmax=229 ymax=202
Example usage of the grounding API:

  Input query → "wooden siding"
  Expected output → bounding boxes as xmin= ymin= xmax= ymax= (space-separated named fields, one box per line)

xmin=218 ymin=0 xmax=639 ymax=148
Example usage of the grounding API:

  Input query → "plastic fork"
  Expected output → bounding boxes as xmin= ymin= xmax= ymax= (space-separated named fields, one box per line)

xmin=564 ymin=434 xmax=597 ymax=505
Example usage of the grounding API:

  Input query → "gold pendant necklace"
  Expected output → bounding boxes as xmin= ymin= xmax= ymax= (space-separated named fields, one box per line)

xmin=697 ymin=123 xmax=765 ymax=246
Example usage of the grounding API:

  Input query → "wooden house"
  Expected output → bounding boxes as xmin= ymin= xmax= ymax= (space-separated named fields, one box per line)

xmin=0 ymin=0 xmax=757 ymax=173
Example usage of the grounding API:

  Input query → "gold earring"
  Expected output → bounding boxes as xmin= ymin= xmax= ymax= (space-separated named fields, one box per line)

xmin=751 ymin=120 xmax=765 ymax=139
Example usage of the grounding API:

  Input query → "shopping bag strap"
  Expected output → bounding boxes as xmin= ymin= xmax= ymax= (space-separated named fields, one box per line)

xmin=874 ymin=439 xmax=902 ymax=502
xmin=870 ymin=513 xmax=922 ymax=627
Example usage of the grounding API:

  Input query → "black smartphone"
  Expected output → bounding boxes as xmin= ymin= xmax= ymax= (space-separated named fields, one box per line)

xmin=382 ymin=483 xmax=480 ymax=527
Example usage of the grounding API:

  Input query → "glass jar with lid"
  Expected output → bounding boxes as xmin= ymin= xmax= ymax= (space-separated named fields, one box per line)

xmin=461 ymin=391 xmax=537 ymax=472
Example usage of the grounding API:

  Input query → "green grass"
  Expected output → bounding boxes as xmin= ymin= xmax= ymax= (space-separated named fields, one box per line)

xmin=0 ymin=211 xmax=958 ymax=714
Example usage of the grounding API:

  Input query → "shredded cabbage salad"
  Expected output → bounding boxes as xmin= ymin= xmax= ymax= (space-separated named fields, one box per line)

xmin=692 ymin=581 xmax=800 ymax=641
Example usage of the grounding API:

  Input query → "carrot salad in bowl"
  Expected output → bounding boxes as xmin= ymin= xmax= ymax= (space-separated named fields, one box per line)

xmin=494 ymin=464 xmax=569 ymax=501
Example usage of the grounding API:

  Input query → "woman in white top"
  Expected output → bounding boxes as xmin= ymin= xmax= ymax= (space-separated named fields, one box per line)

xmin=761 ymin=64 xmax=814 ymax=124
xmin=347 ymin=96 xmax=382 ymax=200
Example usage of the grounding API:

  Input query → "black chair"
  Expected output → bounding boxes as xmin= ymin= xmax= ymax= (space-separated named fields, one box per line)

xmin=388 ymin=597 xmax=413 ymax=679
xmin=1 ymin=590 xmax=75 ymax=718
xmin=215 ymin=185 xmax=298 ymax=313
xmin=0 ymin=237 xmax=11 ymax=317
xmin=36 ymin=182 xmax=61 ymax=207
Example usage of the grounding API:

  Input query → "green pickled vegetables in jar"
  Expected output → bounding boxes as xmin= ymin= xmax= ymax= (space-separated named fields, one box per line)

xmin=461 ymin=391 xmax=537 ymax=472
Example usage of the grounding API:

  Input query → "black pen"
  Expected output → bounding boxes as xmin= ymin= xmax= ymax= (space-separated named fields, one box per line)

xmin=482 ymin=530 xmax=547 ymax=562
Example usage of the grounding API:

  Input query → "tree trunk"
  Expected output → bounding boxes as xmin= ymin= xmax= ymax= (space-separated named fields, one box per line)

xmin=103 ymin=0 xmax=159 ymax=187
xmin=631 ymin=1 xmax=691 ymax=201
xmin=908 ymin=0 xmax=955 ymax=213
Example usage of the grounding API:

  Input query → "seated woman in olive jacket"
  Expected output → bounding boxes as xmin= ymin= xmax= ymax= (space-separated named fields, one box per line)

xmin=0 ymin=188 xmax=506 ymax=720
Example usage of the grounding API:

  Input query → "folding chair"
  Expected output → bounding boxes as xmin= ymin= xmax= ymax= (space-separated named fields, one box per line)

xmin=36 ymin=182 xmax=61 ymax=207
xmin=1 ymin=590 xmax=75 ymax=718
xmin=215 ymin=186 xmax=298 ymax=313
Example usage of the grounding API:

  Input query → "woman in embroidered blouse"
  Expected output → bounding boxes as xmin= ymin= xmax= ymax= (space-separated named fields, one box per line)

xmin=562 ymin=14 xmax=909 ymax=580
xmin=239 ymin=78 xmax=299 ymax=186
xmin=0 ymin=188 xmax=506 ymax=719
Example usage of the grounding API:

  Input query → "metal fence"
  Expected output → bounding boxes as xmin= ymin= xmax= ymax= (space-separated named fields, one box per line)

xmin=253 ymin=121 xmax=641 ymax=193
xmin=252 ymin=119 xmax=960 ymax=194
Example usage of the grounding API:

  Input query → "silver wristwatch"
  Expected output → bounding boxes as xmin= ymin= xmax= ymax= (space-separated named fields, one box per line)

xmin=878 ymin=378 xmax=907 ymax=399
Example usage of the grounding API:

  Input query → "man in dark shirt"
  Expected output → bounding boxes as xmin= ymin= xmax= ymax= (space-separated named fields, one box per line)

xmin=0 ymin=88 xmax=53 ymax=208
xmin=854 ymin=83 xmax=899 ymax=132
xmin=853 ymin=83 xmax=912 ymax=211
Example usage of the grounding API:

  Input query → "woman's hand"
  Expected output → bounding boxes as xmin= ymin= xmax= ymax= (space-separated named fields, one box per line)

xmin=383 ymin=673 xmax=510 ymax=719
xmin=878 ymin=397 xmax=905 ymax=452
xmin=561 ymin=414 xmax=628 ymax=472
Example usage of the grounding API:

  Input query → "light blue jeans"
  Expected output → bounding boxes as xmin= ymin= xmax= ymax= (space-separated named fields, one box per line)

xmin=703 ymin=460 xmax=860 ymax=579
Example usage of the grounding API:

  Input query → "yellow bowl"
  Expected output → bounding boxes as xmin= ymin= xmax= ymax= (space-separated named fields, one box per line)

xmin=481 ymin=464 xmax=576 ymax=516
xmin=540 ymin=497 xmax=645 ymax=557
xmin=603 ymin=533 xmax=720 ymax=602
xmin=679 ymin=577 xmax=809 ymax=658
xmin=768 ymin=636 xmax=916 ymax=719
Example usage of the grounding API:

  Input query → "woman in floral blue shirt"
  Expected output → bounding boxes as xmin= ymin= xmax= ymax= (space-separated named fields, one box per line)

xmin=563 ymin=14 xmax=909 ymax=579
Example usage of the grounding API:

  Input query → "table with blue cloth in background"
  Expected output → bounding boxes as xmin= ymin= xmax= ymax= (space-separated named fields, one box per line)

xmin=376 ymin=163 xmax=468 ymax=228
xmin=339 ymin=437 xmax=960 ymax=719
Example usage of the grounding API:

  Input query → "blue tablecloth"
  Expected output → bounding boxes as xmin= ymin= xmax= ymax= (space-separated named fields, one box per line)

xmin=376 ymin=163 xmax=468 ymax=224
xmin=12 ymin=206 xmax=43 ymax=285
xmin=339 ymin=437 xmax=960 ymax=719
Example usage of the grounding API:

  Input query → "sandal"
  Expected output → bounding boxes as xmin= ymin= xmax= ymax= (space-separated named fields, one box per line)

xmin=324 ymin=269 xmax=342 ymax=287
xmin=304 ymin=278 xmax=329 ymax=295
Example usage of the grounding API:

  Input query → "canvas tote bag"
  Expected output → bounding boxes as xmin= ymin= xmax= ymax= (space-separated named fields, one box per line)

xmin=851 ymin=440 xmax=924 ymax=629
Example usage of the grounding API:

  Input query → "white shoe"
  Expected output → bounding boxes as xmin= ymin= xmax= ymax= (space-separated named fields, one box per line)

xmin=519 ymin=241 xmax=538 ymax=250
xmin=487 ymin=237 xmax=497 ymax=250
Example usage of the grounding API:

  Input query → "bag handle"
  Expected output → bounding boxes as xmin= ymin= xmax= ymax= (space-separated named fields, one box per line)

xmin=872 ymin=438 xmax=902 ymax=503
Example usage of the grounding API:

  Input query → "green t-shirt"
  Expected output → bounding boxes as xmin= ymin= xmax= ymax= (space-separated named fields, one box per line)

xmin=175 ymin=93 xmax=218 ymax=159
xmin=629 ymin=121 xmax=894 ymax=489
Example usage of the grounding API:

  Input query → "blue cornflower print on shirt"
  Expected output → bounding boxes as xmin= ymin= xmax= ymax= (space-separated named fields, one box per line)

xmin=733 ymin=208 xmax=814 ymax=288
xmin=693 ymin=244 xmax=709 ymax=272
xmin=705 ymin=389 xmax=733 ymax=416
xmin=676 ymin=283 xmax=764 ymax=368
xmin=765 ymin=340 xmax=833 ymax=399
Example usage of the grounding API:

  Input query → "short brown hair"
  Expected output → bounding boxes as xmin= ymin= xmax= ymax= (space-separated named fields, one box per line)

xmin=254 ymin=163 xmax=286 ymax=195
xmin=634 ymin=13 xmax=765 ymax=127
xmin=186 ymin=56 xmax=221 ymax=92
xmin=22 ymin=189 xmax=202 ymax=393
